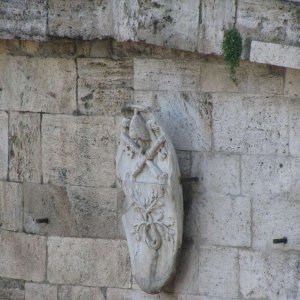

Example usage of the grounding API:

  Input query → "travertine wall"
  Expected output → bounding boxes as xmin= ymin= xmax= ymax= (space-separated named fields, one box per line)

xmin=0 ymin=37 xmax=300 ymax=300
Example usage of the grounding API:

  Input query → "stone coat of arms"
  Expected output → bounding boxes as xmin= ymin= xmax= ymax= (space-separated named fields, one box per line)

xmin=116 ymin=105 xmax=183 ymax=294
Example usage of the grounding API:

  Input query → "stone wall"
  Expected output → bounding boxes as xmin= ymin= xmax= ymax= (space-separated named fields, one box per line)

xmin=0 ymin=38 xmax=300 ymax=299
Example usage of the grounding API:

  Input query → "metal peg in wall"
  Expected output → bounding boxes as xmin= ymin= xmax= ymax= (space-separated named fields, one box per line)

xmin=273 ymin=237 xmax=288 ymax=244
xmin=35 ymin=218 xmax=49 ymax=224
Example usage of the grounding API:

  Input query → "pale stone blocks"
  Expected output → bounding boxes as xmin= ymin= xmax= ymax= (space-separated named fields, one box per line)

xmin=42 ymin=115 xmax=116 ymax=187
xmin=78 ymin=58 xmax=133 ymax=116
xmin=199 ymin=247 xmax=239 ymax=298
xmin=212 ymin=94 xmax=289 ymax=155
xmin=25 ymin=283 xmax=57 ymax=300
xmin=58 ymin=286 xmax=104 ymax=300
xmin=239 ymin=250 xmax=300 ymax=299
xmin=48 ymin=0 xmax=114 ymax=39
xmin=285 ymin=69 xmax=300 ymax=98
xmin=0 ymin=231 xmax=46 ymax=282
xmin=47 ymin=237 xmax=131 ymax=287
xmin=289 ymin=99 xmax=300 ymax=155
xmin=0 ymin=0 xmax=47 ymax=40
xmin=9 ymin=112 xmax=41 ymax=183
xmin=0 ymin=56 xmax=76 ymax=113
xmin=106 ymin=288 xmax=159 ymax=300
xmin=0 ymin=111 xmax=8 ymax=180
xmin=186 ymin=193 xmax=251 ymax=247
xmin=0 ymin=181 xmax=22 ymax=231
xmin=250 ymin=41 xmax=300 ymax=70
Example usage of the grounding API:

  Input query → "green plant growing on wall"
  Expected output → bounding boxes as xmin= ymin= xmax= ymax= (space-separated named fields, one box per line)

xmin=222 ymin=28 xmax=242 ymax=83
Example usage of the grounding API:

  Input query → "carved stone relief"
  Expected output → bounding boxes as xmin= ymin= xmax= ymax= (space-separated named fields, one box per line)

xmin=116 ymin=105 xmax=183 ymax=294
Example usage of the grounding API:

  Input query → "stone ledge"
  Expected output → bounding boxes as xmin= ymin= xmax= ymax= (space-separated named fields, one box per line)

xmin=250 ymin=41 xmax=300 ymax=70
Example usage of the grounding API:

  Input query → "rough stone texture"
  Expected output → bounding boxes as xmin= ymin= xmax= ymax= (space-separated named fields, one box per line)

xmin=186 ymin=193 xmax=251 ymax=247
xmin=197 ymin=0 xmax=236 ymax=55
xmin=289 ymin=99 xmax=300 ymax=155
xmin=58 ymin=286 xmax=104 ymax=300
xmin=0 ymin=111 xmax=8 ymax=180
xmin=250 ymin=41 xmax=300 ymax=70
xmin=78 ymin=58 xmax=133 ymax=116
xmin=0 ymin=277 xmax=24 ymax=300
xmin=134 ymin=91 xmax=212 ymax=151
xmin=212 ymin=94 xmax=289 ymax=155
xmin=240 ymin=250 xmax=300 ymax=299
xmin=191 ymin=152 xmax=240 ymax=195
xmin=48 ymin=0 xmax=113 ymax=39
xmin=200 ymin=61 xmax=284 ymax=95
xmin=9 ymin=112 xmax=41 ymax=183
xmin=199 ymin=247 xmax=239 ymax=298
xmin=285 ymin=69 xmax=300 ymax=97
xmin=0 ymin=181 xmax=22 ymax=231
xmin=0 ymin=231 xmax=46 ymax=282
xmin=0 ymin=56 xmax=76 ymax=113
xmin=47 ymin=237 xmax=131 ymax=287
xmin=42 ymin=115 xmax=116 ymax=187
xmin=25 ymin=283 xmax=57 ymax=300
xmin=0 ymin=0 xmax=47 ymax=40
xmin=107 ymin=288 xmax=160 ymax=300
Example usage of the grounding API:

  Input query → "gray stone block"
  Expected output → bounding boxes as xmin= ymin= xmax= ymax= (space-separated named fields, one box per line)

xmin=25 ymin=283 xmax=57 ymax=300
xmin=107 ymin=288 xmax=159 ymax=300
xmin=0 ymin=277 xmax=24 ymax=300
xmin=42 ymin=115 xmax=116 ymax=187
xmin=58 ymin=286 xmax=104 ymax=300
xmin=0 ymin=231 xmax=46 ymax=282
xmin=47 ymin=237 xmax=131 ymax=287
xmin=289 ymin=99 xmax=300 ymax=155
xmin=0 ymin=111 xmax=8 ymax=180
xmin=285 ymin=69 xmax=300 ymax=98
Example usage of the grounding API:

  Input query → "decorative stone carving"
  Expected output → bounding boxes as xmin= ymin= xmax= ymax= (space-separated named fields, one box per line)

xmin=116 ymin=105 xmax=183 ymax=294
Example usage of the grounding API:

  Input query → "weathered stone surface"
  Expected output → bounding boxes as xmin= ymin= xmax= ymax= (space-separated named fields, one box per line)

xmin=199 ymin=247 xmax=239 ymax=298
xmin=0 ymin=111 xmax=8 ymax=180
xmin=250 ymin=41 xmax=300 ymax=70
xmin=289 ymin=99 xmax=300 ymax=155
xmin=237 ymin=1 xmax=300 ymax=48
xmin=107 ymin=288 xmax=159 ymax=300
xmin=58 ymin=286 xmax=104 ymax=300
xmin=42 ymin=115 xmax=116 ymax=187
xmin=78 ymin=58 xmax=133 ymax=116
xmin=0 ymin=0 xmax=47 ymax=40
xmin=285 ymin=69 xmax=300 ymax=97
xmin=201 ymin=61 xmax=284 ymax=95
xmin=25 ymin=283 xmax=57 ymax=300
xmin=185 ymin=193 xmax=251 ymax=247
xmin=0 ymin=181 xmax=22 ymax=231
xmin=240 ymin=250 xmax=300 ymax=299
xmin=197 ymin=0 xmax=235 ymax=55
xmin=9 ymin=112 xmax=41 ymax=183
xmin=0 ymin=277 xmax=24 ymax=300
xmin=176 ymin=151 xmax=191 ymax=178
xmin=68 ymin=186 xmax=118 ymax=239
xmin=0 ymin=56 xmax=76 ymax=113
xmin=48 ymin=0 xmax=113 ymax=39
xmin=191 ymin=152 xmax=240 ymax=195
xmin=76 ymin=40 xmax=111 ymax=58
xmin=134 ymin=91 xmax=212 ymax=151
xmin=47 ymin=237 xmax=131 ymax=287
xmin=212 ymin=94 xmax=289 ymax=155
xmin=134 ymin=58 xmax=201 ymax=91
xmin=161 ymin=295 xmax=227 ymax=300
xmin=0 ymin=231 xmax=46 ymax=282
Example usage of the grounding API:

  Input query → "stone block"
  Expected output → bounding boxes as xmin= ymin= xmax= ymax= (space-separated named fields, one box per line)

xmin=0 ymin=0 xmax=47 ymax=40
xmin=200 ymin=61 xmax=283 ymax=95
xmin=134 ymin=58 xmax=201 ymax=91
xmin=197 ymin=0 xmax=236 ymax=55
xmin=250 ymin=41 xmax=300 ymax=70
xmin=47 ymin=237 xmax=131 ymax=287
xmin=0 ymin=181 xmax=22 ymax=231
xmin=42 ymin=115 xmax=116 ymax=187
xmin=0 ymin=56 xmax=76 ymax=113
xmin=0 ymin=231 xmax=46 ymax=282
xmin=48 ymin=0 xmax=113 ymax=39
xmin=185 ymin=193 xmax=251 ymax=247
xmin=0 ymin=111 xmax=8 ymax=180
xmin=289 ymin=99 xmax=300 ymax=155
xmin=240 ymin=250 xmax=300 ymax=299
xmin=0 ymin=277 xmax=24 ymax=300
xmin=78 ymin=58 xmax=133 ymax=116
xmin=9 ymin=112 xmax=41 ymax=183
xmin=76 ymin=40 xmax=111 ymax=58
xmin=25 ymin=283 xmax=57 ymax=300
xmin=237 ymin=1 xmax=300 ymax=48
xmin=285 ymin=69 xmax=300 ymax=98
xmin=106 ymin=288 xmax=159 ymax=300
xmin=199 ymin=247 xmax=239 ymax=298
xmin=212 ymin=93 xmax=289 ymax=155
xmin=58 ymin=286 xmax=104 ymax=300
xmin=136 ymin=0 xmax=200 ymax=52
xmin=191 ymin=152 xmax=240 ymax=195
xmin=134 ymin=91 xmax=211 ymax=151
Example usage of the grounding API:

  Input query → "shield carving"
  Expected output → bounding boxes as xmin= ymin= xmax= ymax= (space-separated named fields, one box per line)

xmin=116 ymin=105 xmax=183 ymax=294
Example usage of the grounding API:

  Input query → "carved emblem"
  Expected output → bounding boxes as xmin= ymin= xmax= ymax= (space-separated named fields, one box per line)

xmin=116 ymin=105 xmax=183 ymax=294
